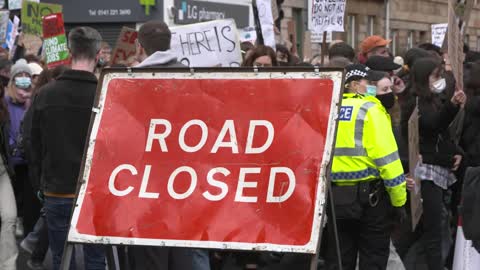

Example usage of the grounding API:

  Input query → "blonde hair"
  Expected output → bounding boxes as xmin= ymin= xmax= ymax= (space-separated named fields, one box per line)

xmin=7 ymin=75 xmax=31 ymax=103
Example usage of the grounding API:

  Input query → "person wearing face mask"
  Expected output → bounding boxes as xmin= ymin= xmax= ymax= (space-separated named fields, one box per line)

xmin=400 ymin=58 xmax=466 ymax=270
xmin=325 ymin=64 xmax=407 ymax=270
xmin=4 ymin=59 xmax=38 ymax=240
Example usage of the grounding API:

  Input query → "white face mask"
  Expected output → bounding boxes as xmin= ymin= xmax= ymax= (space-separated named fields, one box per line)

xmin=432 ymin=78 xmax=446 ymax=94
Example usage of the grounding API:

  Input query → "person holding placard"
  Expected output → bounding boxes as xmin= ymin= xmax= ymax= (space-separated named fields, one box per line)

xmin=400 ymin=57 xmax=466 ymax=270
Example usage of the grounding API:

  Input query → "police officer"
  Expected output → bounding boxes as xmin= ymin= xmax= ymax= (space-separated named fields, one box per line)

xmin=325 ymin=64 xmax=407 ymax=270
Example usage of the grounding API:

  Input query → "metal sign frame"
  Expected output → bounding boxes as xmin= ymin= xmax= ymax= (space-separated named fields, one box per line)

xmin=66 ymin=67 xmax=344 ymax=255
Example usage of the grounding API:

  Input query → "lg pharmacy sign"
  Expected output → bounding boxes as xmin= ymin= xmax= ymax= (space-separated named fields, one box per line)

xmin=68 ymin=70 xmax=343 ymax=253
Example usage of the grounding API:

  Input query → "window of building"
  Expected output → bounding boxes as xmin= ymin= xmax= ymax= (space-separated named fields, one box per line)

xmin=347 ymin=15 xmax=356 ymax=48
xmin=465 ymin=34 xmax=470 ymax=47
xmin=477 ymin=37 xmax=480 ymax=51
xmin=407 ymin=31 xmax=414 ymax=50
xmin=391 ymin=30 xmax=397 ymax=56
xmin=368 ymin=16 xmax=375 ymax=36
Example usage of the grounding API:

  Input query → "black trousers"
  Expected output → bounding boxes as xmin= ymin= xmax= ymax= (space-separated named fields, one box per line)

xmin=325 ymin=187 xmax=393 ymax=270
xmin=15 ymin=164 xmax=42 ymax=236
xmin=420 ymin=180 xmax=444 ymax=270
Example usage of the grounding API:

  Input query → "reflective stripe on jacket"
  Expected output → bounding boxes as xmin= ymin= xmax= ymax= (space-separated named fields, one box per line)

xmin=332 ymin=93 xmax=407 ymax=207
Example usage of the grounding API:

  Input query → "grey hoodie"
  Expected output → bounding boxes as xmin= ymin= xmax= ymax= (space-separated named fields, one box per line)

xmin=135 ymin=50 xmax=185 ymax=68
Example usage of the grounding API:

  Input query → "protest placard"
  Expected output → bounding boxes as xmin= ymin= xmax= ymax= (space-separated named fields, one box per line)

xmin=110 ymin=27 xmax=137 ymax=65
xmin=67 ymin=69 xmax=344 ymax=254
xmin=42 ymin=13 xmax=69 ymax=68
xmin=311 ymin=31 xmax=333 ymax=43
xmin=21 ymin=0 xmax=62 ymax=36
xmin=22 ymin=34 xmax=42 ymax=56
xmin=8 ymin=0 xmax=27 ymax=10
xmin=308 ymin=0 xmax=346 ymax=33
xmin=303 ymin=31 xmax=313 ymax=62
xmin=431 ymin=23 xmax=447 ymax=48
xmin=170 ymin=19 xmax=242 ymax=67
xmin=256 ymin=0 xmax=276 ymax=49
xmin=448 ymin=0 xmax=464 ymax=90
xmin=408 ymin=106 xmax=423 ymax=231
xmin=0 ymin=11 xmax=9 ymax=44
xmin=239 ymin=27 xmax=257 ymax=45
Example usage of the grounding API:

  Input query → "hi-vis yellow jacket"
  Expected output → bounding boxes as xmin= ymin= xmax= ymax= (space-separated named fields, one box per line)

xmin=332 ymin=93 xmax=407 ymax=207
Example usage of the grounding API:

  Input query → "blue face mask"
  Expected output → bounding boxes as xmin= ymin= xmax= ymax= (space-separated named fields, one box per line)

xmin=15 ymin=77 xmax=31 ymax=89
xmin=365 ymin=84 xmax=377 ymax=96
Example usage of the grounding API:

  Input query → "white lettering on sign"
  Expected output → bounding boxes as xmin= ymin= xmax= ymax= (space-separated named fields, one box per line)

xmin=308 ymin=0 xmax=346 ymax=33
xmin=108 ymin=164 xmax=136 ymax=197
xmin=107 ymin=118 xmax=297 ymax=203
xmin=170 ymin=19 xmax=242 ymax=67
xmin=179 ymin=120 xmax=209 ymax=153
xmin=145 ymin=119 xmax=274 ymax=154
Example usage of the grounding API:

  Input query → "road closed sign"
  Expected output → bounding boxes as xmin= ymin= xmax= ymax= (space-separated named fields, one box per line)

xmin=68 ymin=69 xmax=344 ymax=253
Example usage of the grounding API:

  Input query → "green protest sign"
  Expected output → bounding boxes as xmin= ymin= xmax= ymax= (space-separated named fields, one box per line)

xmin=21 ymin=1 xmax=62 ymax=36
xmin=44 ymin=34 xmax=69 ymax=67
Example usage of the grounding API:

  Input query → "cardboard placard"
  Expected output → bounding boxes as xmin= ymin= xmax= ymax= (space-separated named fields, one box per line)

xmin=170 ymin=19 xmax=242 ymax=67
xmin=23 ymin=33 xmax=42 ymax=56
xmin=42 ymin=13 xmax=69 ymax=68
xmin=21 ymin=0 xmax=62 ymax=36
xmin=408 ymin=106 xmax=422 ymax=231
xmin=110 ymin=27 xmax=137 ymax=65
xmin=448 ymin=0 xmax=464 ymax=90
xmin=67 ymin=69 xmax=344 ymax=254
xmin=308 ymin=0 xmax=346 ymax=33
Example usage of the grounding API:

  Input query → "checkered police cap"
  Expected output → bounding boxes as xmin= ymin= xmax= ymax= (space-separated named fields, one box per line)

xmin=345 ymin=64 xmax=387 ymax=84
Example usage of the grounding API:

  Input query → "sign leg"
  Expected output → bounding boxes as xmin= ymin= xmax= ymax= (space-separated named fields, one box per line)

xmin=106 ymin=245 xmax=118 ymax=270
xmin=59 ymin=243 xmax=74 ymax=270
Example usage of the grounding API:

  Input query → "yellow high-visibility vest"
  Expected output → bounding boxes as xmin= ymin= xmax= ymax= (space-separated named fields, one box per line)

xmin=332 ymin=93 xmax=407 ymax=207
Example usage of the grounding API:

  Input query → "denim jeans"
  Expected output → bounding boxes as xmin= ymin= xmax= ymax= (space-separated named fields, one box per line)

xmin=0 ymin=171 xmax=17 ymax=270
xmin=45 ymin=196 xmax=106 ymax=270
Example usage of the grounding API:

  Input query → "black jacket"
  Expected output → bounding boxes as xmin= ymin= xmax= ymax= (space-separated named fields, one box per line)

xmin=401 ymin=94 xmax=462 ymax=168
xmin=461 ymin=96 xmax=480 ymax=167
xmin=30 ymin=70 xmax=97 ymax=194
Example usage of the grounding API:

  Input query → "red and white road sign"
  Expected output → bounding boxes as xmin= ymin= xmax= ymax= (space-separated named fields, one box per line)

xmin=68 ymin=70 xmax=343 ymax=253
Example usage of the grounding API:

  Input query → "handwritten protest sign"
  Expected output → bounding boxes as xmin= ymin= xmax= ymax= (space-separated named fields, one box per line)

xmin=0 ymin=11 xmax=9 ymax=44
xmin=308 ymin=0 xmax=346 ymax=33
xmin=408 ymin=107 xmax=422 ymax=231
xmin=110 ymin=27 xmax=137 ymax=65
xmin=256 ymin=0 xmax=276 ymax=49
xmin=43 ymin=13 xmax=69 ymax=68
xmin=311 ymin=31 xmax=333 ymax=43
xmin=21 ymin=0 xmax=62 ymax=36
xmin=170 ymin=19 xmax=242 ymax=67
xmin=431 ymin=23 xmax=447 ymax=48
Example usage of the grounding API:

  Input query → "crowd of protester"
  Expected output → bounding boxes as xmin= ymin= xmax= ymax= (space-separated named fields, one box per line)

xmin=0 ymin=19 xmax=478 ymax=270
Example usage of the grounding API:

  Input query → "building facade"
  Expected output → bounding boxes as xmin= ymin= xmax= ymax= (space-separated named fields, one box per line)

xmin=40 ymin=0 xmax=480 ymax=57
xmin=280 ymin=0 xmax=480 ymax=58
